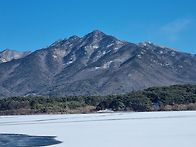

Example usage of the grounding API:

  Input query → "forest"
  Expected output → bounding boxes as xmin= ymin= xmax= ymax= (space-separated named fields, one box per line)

xmin=0 ymin=84 xmax=196 ymax=115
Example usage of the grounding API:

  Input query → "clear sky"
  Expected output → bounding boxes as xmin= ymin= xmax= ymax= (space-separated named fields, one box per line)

xmin=0 ymin=0 xmax=195 ymax=54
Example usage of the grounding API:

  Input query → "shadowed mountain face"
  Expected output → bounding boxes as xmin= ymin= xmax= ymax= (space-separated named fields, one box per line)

xmin=0 ymin=30 xmax=196 ymax=97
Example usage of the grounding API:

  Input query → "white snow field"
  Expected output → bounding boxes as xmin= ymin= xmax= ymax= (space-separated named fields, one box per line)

xmin=0 ymin=111 xmax=196 ymax=147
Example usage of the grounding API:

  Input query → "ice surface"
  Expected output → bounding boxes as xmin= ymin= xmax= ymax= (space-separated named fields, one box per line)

xmin=0 ymin=111 xmax=196 ymax=147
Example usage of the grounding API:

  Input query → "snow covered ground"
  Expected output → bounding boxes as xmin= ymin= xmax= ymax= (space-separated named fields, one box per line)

xmin=0 ymin=111 xmax=196 ymax=147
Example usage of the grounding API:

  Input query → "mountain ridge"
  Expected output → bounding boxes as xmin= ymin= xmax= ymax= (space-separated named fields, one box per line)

xmin=0 ymin=30 xmax=196 ymax=98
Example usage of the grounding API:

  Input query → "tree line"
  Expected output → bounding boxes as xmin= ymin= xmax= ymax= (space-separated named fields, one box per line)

xmin=0 ymin=84 xmax=196 ymax=115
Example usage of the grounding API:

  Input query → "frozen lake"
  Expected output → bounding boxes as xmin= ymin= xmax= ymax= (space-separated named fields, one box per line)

xmin=0 ymin=111 xmax=196 ymax=147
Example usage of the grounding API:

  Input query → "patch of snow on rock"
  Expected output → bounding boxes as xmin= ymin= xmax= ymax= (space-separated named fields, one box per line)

xmin=107 ymin=43 xmax=114 ymax=48
xmin=103 ymin=61 xmax=113 ymax=69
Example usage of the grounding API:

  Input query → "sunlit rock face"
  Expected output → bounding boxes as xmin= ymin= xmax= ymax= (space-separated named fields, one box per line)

xmin=0 ymin=30 xmax=196 ymax=97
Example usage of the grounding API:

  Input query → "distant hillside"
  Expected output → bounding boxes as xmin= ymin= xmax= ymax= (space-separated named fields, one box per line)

xmin=0 ymin=49 xmax=30 ymax=63
xmin=0 ymin=30 xmax=196 ymax=97
xmin=0 ymin=84 xmax=196 ymax=115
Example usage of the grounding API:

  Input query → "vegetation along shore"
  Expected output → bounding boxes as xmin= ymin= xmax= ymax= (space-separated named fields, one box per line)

xmin=0 ymin=84 xmax=196 ymax=115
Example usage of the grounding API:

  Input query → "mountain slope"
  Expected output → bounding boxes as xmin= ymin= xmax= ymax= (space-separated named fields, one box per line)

xmin=0 ymin=30 xmax=196 ymax=97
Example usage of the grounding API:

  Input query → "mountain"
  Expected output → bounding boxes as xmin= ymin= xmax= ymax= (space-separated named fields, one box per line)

xmin=0 ymin=30 xmax=196 ymax=98
xmin=0 ymin=49 xmax=31 ymax=63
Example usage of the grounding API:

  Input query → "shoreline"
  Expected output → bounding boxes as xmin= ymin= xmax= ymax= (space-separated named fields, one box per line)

xmin=1 ymin=109 xmax=196 ymax=117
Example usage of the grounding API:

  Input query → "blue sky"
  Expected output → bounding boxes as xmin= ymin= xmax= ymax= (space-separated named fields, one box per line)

xmin=0 ymin=0 xmax=195 ymax=54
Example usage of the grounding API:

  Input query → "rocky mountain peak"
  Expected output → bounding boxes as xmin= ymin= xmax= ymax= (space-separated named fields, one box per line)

xmin=83 ymin=30 xmax=106 ymax=42
xmin=89 ymin=30 xmax=105 ymax=36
